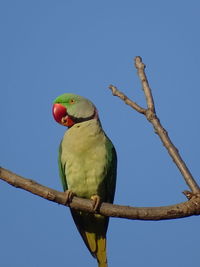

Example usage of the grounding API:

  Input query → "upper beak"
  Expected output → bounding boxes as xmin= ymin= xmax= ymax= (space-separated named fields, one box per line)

xmin=52 ymin=103 xmax=67 ymax=124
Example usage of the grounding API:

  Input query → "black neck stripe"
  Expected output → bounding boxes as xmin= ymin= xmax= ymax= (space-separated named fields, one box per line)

xmin=69 ymin=110 xmax=96 ymax=124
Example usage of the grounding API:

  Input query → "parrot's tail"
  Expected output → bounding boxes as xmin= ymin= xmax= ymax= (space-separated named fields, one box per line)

xmin=84 ymin=232 xmax=108 ymax=267
xmin=85 ymin=231 xmax=108 ymax=266
xmin=71 ymin=210 xmax=109 ymax=266
xmin=96 ymin=236 xmax=108 ymax=267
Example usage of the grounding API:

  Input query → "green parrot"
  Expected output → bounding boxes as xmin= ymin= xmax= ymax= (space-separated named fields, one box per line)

xmin=52 ymin=93 xmax=117 ymax=267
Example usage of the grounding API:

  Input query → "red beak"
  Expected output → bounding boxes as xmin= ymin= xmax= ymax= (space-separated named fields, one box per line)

xmin=52 ymin=103 xmax=74 ymax=127
xmin=52 ymin=103 xmax=67 ymax=123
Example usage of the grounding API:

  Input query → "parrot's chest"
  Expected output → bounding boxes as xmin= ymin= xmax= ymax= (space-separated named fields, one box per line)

xmin=61 ymin=120 xmax=108 ymax=198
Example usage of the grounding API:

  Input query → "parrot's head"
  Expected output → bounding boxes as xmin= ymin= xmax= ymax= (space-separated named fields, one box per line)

xmin=52 ymin=93 xmax=97 ymax=127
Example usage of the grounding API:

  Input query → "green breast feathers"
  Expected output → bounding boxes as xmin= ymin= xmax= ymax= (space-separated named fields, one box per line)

xmin=60 ymin=119 xmax=115 ymax=200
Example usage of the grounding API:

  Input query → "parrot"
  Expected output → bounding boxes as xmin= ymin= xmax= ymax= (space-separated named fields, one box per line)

xmin=52 ymin=93 xmax=117 ymax=267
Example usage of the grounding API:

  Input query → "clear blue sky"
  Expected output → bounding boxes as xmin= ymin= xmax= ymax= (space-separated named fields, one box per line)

xmin=1 ymin=1 xmax=200 ymax=266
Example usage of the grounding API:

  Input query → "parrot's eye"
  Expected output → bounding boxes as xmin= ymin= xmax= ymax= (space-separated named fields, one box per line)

xmin=70 ymin=99 xmax=75 ymax=104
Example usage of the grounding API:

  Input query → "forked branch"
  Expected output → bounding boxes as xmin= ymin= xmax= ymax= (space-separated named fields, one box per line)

xmin=109 ymin=56 xmax=200 ymax=194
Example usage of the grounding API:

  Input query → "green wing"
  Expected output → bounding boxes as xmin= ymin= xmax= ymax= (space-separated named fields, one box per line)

xmin=58 ymin=141 xmax=68 ymax=191
xmin=105 ymin=136 xmax=117 ymax=204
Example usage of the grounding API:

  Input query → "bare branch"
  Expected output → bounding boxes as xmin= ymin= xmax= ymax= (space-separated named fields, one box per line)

xmin=109 ymin=56 xmax=200 ymax=194
xmin=1 ymin=167 xmax=200 ymax=220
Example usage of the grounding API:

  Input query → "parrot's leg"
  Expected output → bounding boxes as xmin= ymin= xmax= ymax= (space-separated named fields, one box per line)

xmin=64 ymin=190 xmax=75 ymax=205
xmin=91 ymin=195 xmax=101 ymax=211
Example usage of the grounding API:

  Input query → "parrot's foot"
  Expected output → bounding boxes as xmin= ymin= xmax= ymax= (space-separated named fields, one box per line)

xmin=64 ymin=190 xmax=75 ymax=205
xmin=91 ymin=195 xmax=101 ymax=212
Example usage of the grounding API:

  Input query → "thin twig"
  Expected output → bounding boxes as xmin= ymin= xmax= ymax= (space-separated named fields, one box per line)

xmin=1 ymin=167 xmax=200 ymax=220
xmin=108 ymin=85 xmax=146 ymax=114
xmin=135 ymin=56 xmax=155 ymax=112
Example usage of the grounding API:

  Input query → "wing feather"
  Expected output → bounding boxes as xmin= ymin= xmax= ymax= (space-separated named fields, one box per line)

xmin=58 ymin=142 xmax=68 ymax=191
